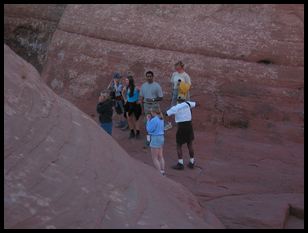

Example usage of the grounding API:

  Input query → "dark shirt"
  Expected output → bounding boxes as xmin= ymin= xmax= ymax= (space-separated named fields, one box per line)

xmin=96 ymin=99 xmax=113 ymax=123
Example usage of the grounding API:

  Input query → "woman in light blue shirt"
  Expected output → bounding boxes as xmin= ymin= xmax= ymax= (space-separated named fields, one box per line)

xmin=146 ymin=108 xmax=165 ymax=176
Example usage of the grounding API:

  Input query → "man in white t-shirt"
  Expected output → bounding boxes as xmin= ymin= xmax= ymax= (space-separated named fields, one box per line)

xmin=170 ymin=61 xmax=191 ymax=107
xmin=165 ymin=94 xmax=197 ymax=170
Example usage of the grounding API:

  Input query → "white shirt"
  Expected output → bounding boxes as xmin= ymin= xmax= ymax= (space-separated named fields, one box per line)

xmin=170 ymin=72 xmax=191 ymax=89
xmin=166 ymin=101 xmax=196 ymax=123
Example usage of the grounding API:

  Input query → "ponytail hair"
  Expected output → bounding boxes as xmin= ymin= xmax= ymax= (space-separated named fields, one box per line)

xmin=127 ymin=76 xmax=135 ymax=98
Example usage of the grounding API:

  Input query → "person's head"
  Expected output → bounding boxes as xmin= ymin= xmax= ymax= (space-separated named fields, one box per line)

xmin=113 ymin=72 xmax=121 ymax=79
xmin=113 ymin=72 xmax=122 ymax=84
xmin=174 ymin=61 xmax=185 ymax=73
xmin=99 ymin=91 xmax=109 ymax=102
xmin=150 ymin=106 xmax=163 ymax=119
xmin=124 ymin=77 xmax=129 ymax=86
xmin=145 ymin=71 xmax=154 ymax=83
xmin=128 ymin=75 xmax=135 ymax=87
xmin=177 ymin=93 xmax=186 ymax=103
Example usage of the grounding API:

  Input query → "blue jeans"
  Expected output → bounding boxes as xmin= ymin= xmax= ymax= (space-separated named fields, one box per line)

xmin=115 ymin=100 xmax=124 ymax=114
xmin=100 ymin=122 xmax=112 ymax=135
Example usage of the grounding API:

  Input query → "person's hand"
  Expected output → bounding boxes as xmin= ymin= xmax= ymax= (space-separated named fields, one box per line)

xmin=146 ymin=114 xmax=152 ymax=121
xmin=98 ymin=95 xmax=103 ymax=102
xmin=195 ymin=102 xmax=200 ymax=107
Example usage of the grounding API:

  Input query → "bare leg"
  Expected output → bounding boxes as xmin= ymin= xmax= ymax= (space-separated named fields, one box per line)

xmin=135 ymin=116 xmax=140 ymax=131
xmin=151 ymin=148 xmax=161 ymax=171
xmin=187 ymin=141 xmax=195 ymax=158
xmin=176 ymin=143 xmax=183 ymax=159
xmin=158 ymin=147 xmax=165 ymax=172
xmin=131 ymin=115 xmax=137 ymax=132
xmin=127 ymin=112 xmax=133 ymax=130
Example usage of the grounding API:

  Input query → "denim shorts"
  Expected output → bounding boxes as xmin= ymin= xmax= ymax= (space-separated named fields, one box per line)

xmin=149 ymin=135 xmax=164 ymax=148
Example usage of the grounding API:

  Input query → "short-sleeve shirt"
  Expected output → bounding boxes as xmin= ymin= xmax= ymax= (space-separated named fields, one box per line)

xmin=166 ymin=101 xmax=196 ymax=123
xmin=170 ymin=72 xmax=191 ymax=89
xmin=140 ymin=82 xmax=163 ymax=100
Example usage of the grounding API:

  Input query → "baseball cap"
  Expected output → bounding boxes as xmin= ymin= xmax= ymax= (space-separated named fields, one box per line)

xmin=177 ymin=94 xmax=186 ymax=100
xmin=113 ymin=72 xmax=121 ymax=79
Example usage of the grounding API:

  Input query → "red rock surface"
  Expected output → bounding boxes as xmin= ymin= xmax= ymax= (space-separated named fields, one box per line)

xmin=4 ymin=4 xmax=66 ymax=72
xmin=4 ymin=44 xmax=224 ymax=229
xmin=57 ymin=4 xmax=303 ymax=66
xmin=39 ymin=4 xmax=303 ymax=137
xmin=4 ymin=4 xmax=304 ymax=229
xmin=111 ymin=124 xmax=304 ymax=228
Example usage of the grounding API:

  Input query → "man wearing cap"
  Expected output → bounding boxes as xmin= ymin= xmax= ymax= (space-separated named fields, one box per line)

xmin=165 ymin=94 xmax=197 ymax=170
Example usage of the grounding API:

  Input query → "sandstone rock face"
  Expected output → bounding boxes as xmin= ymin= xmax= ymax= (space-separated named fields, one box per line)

xmin=58 ymin=4 xmax=303 ymax=66
xmin=38 ymin=4 xmax=303 ymax=137
xmin=4 ymin=44 xmax=223 ymax=229
xmin=4 ymin=4 xmax=66 ymax=73
xmin=4 ymin=4 xmax=304 ymax=229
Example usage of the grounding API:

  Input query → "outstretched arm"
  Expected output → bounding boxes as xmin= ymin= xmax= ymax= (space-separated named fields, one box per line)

xmin=165 ymin=105 xmax=177 ymax=117
xmin=121 ymin=86 xmax=127 ymax=102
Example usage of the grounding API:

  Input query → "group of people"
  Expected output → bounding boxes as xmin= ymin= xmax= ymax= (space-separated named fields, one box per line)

xmin=96 ymin=61 xmax=197 ymax=176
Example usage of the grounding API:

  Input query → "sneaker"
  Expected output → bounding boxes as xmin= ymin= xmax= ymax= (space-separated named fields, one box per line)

xmin=172 ymin=162 xmax=184 ymax=170
xmin=164 ymin=121 xmax=172 ymax=131
xmin=187 ymin=162 xmax=195 ymax=169
xmin=129 ymin=131 xmax=135 ymax=139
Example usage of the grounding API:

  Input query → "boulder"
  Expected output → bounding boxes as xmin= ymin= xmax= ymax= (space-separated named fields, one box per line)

xmin=4 ymin=4 xmax=304 ymax=228
xmin=38 ymin=4 xmax=303 ymax=135
xmin=4 ymin=44 xmax=223 ymax=229
xmin=4 ymin=4 xmax=67 ymax=72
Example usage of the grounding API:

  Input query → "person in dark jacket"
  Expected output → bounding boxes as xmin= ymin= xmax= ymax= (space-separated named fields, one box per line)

xmin=96 ymin=92 xmax=113 ymax=135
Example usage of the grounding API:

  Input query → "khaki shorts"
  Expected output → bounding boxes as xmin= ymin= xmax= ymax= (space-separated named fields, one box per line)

xmin=143 ymin=102 xmax=160 ymax=115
